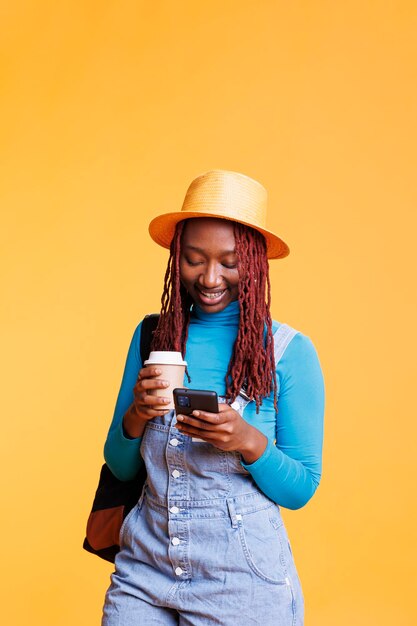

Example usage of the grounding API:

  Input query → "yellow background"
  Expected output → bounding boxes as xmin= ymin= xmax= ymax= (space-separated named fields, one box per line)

xmin=1 ymin=1 xmax=416 ymax=624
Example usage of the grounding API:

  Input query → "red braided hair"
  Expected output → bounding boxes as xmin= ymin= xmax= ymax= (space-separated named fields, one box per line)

xmin=151 ymin=219 xmax=277 ymax=411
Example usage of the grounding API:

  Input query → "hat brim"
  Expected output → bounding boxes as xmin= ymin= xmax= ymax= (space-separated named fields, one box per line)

xmin=148 ymin=212 xmax=290 ymax=260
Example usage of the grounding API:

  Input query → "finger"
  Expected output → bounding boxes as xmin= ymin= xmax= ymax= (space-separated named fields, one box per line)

xmin=138 ymin=366 xmax=163 ymax=379
xmin=137 ymin=378 xmax=170 ymax=391
xmin=137 ymin=407 xmax=171 ymax=419
xmin=218 ymin=404 xmax=241 ymax=419
xmin=130 ymin=401 xmax=170 ymax=418
xmin=176 ymin=414 xmax=219 ymax=430
xmin=180 ymin=410 xmax=226 ymax=425
xmin=176 ymin=423 xmax=217 ymax=440
xmin=137 ymin=394 xmax=172 ymax=407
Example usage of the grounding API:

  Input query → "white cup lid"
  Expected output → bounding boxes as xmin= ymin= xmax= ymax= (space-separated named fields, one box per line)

xmin=144 ymin=351 xmax=187 ymax=366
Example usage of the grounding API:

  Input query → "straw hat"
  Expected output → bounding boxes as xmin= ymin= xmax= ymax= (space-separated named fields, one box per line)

xmin=148 ymin=170 xmax=289 ymax=259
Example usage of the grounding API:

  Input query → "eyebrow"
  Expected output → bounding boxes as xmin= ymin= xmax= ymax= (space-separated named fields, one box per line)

xmin=183 ymin=244 xmax=236 ymax=255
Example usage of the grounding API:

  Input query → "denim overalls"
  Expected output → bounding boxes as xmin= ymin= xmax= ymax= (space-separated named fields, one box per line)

xmin=102 ymin=325 xmax=304 ymax=625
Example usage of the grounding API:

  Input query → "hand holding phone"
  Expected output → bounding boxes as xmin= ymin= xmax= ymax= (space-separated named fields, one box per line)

xmin=174 ymin=389 xmax=267 ymax=462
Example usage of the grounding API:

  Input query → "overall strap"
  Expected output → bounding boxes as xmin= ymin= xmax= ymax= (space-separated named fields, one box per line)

xmin=273 ymin=323 xmax=299 ymax=364
xmin=232 ymin=323 xmax=299 ymax=414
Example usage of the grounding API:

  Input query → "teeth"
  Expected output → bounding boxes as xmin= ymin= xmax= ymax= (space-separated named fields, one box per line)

xmin=200 ymin=289 xmax=226 ymax=299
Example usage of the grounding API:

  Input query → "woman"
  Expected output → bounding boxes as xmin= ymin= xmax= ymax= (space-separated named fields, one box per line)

xmin=102 ymin=170 xmax=325 ymax=625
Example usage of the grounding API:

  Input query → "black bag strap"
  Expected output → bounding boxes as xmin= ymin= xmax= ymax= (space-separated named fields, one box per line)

xmin=139 ymin=314 xmax=160 ymax=364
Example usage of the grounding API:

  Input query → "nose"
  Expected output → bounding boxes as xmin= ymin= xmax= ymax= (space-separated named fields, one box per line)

xmin=198 ymin=262 xmax=223 ymax=289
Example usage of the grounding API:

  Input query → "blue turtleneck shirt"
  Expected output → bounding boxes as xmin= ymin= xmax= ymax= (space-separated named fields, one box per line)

xmin=104 ymin=300 xmax=325 ymax=510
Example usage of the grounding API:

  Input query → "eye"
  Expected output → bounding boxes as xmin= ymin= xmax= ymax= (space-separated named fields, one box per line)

xmin=222 ymin=258 xmax=238 ymax=269
xmin=185 ymin=257 xmax=203 ymax=267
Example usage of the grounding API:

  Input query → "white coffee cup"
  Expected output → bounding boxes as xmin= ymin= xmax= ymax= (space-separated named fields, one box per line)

xmin=144 ymin=351 xmax=187 ymax=409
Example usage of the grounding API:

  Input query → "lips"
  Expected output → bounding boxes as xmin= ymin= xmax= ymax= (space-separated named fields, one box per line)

xmin=196 ymin=287 xmax=227 ymax=304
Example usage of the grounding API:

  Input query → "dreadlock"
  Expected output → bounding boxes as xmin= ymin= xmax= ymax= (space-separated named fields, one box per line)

xmin=150 ymin=221 xmax=192 ymax=359
xmin=151 ymin=219 xmax=277 ymax=411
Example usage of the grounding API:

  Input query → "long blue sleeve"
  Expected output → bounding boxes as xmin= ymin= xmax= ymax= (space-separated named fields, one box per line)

xmin=103 ymin=323 xmax=146 ymax=480
xmin=241 ymin=333 xmax=325 ymax=509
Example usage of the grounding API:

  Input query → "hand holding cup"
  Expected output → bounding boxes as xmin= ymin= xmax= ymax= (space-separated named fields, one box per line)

xmin=123 ymin=352 xmax=186 ymax=438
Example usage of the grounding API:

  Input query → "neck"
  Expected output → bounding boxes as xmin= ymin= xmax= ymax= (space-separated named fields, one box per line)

xmin=192 ymin=299 xmax=240 ymax=324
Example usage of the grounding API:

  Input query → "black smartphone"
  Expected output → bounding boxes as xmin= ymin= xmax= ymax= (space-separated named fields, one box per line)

xmin=173 ymin=388 xmax=219 ymax=416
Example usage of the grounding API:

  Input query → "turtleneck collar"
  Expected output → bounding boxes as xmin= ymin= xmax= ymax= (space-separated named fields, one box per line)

xmin=191 ymin=299 xmax=240 ymax=325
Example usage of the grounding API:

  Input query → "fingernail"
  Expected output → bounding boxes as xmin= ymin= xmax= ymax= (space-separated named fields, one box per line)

xmin=155 ymin=369 xmax=161 ymax=375
xmin=193 ymin=410 xmax=200 ymax=417
xmin=176 ymin=415 xmax=184 ymax=421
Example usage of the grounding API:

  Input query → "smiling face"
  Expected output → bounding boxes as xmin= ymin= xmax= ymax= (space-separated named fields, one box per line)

xmin=179 ymin=218 xmax=240 ymax=313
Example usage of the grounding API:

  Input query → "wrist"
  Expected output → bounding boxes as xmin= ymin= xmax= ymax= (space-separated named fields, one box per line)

xmin=122 ymin=405 xmax=147 ymax=439
xmin=238 ymin=426 xmax=268 ymax=465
